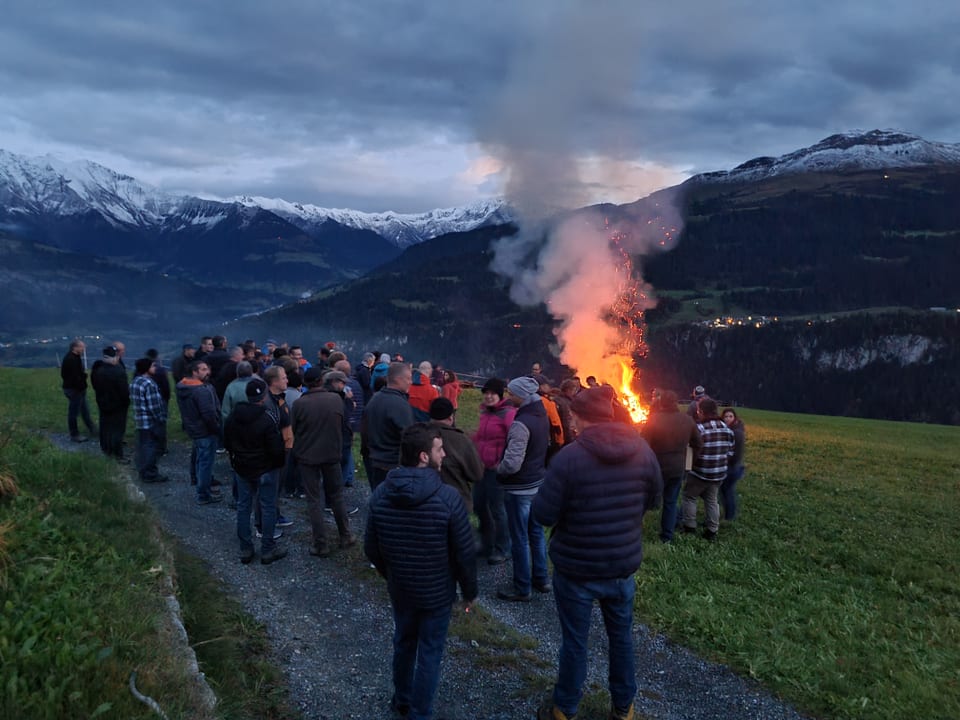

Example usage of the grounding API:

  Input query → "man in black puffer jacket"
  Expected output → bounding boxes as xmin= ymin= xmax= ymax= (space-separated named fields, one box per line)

xmin=533 ymin=386 xmax=662 ymax=720
xmin=365 ymin=423 xmax=477 ymax=720
xmin=224 ymin=378 xmax=287 ymax=565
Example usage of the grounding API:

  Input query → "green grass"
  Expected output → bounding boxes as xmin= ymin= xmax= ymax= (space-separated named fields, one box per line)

xmin=0 ymin=368 xmax=291 ymax=719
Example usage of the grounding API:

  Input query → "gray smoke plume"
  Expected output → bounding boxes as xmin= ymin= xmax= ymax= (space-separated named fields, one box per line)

xmin=476 ymin=2 xmax=683 ymax=380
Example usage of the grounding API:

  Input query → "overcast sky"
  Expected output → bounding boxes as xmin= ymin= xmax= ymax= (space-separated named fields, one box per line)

xmin=2 ymin=1 xmax=958 ymax=213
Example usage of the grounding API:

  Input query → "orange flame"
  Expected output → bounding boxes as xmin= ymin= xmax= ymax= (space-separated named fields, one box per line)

xmin=617 ymin=359 xmax=648 ymax=424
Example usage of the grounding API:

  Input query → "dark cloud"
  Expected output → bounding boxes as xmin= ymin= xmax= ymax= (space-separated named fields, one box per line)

xmin=0 ymin=0 xmax=958 ymax=211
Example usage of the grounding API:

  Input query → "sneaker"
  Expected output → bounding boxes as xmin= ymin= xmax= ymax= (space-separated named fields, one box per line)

xmin=496 ymin=588 xmax=532 ymax=602
xmin=533 ymin=581 xmax=553 ymax=593
xmin=325 ymin=506 xmax=360 ymax=516
xmin=538 ymin=704 xmax=577 ymax=720
xmin=216 ymin=448 xmax=227 ymax=455
xmin=608 ymin=703 xmax=635 ymax=720
xmin=196 ymin=495 xmax=224 ymax=505
xmin=276 ymin=515 xmax=294 ymax=528
xmin=487 ymin=553 xmax=508 ymax=565
xmin=254 ymin=527 xmax=283 ymax=540
xmin=260 ymin=547 xmax=288 ymax=565
xmin=69 ymin=435 xmax=89 ymax=443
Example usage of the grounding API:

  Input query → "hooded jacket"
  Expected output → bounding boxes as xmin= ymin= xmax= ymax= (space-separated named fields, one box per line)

xmin=364 ymin=466 xmax=478 ymax=609
xmin=362 ymin=387 xmax=414 ymax=470
xmin=431 ymin=422 xmax=484 ymax=512
xmin=224 ymin=401 xmax=286 ymax=479
xmin=175 ymin=378 xmax=221 ymax=439
xmin=533 ymin=422 xmax=663 ymax=582
xmin=641 ymin=406 xmax=701 ymax=479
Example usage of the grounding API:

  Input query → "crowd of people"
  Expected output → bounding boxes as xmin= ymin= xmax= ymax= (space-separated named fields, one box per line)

xmin=59 ymin=337 xmax=746 ymax=720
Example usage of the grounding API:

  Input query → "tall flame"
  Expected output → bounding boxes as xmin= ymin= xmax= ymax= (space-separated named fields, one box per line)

xmin=618 ymin=359 xmax=648 ymax=424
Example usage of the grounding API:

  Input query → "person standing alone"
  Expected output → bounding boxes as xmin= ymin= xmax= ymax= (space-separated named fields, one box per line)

xmin=60 ymin=338 xmax=96 ymax=442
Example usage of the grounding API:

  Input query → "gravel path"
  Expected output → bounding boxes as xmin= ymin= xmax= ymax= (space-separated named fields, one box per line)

xmin=55 ymin=435 xmax=810 ymax=720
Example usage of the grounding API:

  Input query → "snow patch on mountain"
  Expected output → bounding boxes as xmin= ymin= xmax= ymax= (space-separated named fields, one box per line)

xmin=692 ymin=129 xmax=960 ymax=185
xmin=233 ymin=195 xmax=512 ymax=247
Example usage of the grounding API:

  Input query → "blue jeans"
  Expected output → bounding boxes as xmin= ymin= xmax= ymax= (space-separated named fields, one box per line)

xmin=64 ymin=389 xmax=95 ymax=437
xmin=135 ymin=426 xmax=161 ymax=480
xmin=193 ymin=435 xmax=218 ymax=501
xmin=474 ymin=469 xmax=510 ymax=556
xmin=504 ymin=492 xmax=548 ymax=595
xmin=341 ymin=440 xmax=355 ymax=487
xmin=660 ymin=473 xmax=684 ymax=542
xmin=237 ymin=470 xmax=279 ymax=553
xmin=391 ymin=601 xmax=452 ymax=720
xmin=720 ymin=465 xmax=745 ymax=521
xmin=552 ymin=572 xmax=637 ymax=716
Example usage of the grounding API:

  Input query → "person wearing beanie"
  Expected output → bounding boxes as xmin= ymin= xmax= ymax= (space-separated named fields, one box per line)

xmin=472 ymin=378 xmax=516 ymax=565
xmin=90 ymin=345 xmax=130 ymax=462
xmin=225 ymin=377 xmax=288 ymax=565
xmin=130 ymin=356 xmax=168 ymax=483
xmin=428 ymin=397 xmax=484 ymax=513
xmin=495 ymin=376 xmax=550 ymax=602
xmin=533 ymin=386 xmax=663 ymax=720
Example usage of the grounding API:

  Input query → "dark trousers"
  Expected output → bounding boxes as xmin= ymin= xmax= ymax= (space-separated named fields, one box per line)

xmin=391 ymin=601 xmax=452 ymax=720
xmin=473 ymin=468 xmax=511 ymax=557
xmin=370 ymin=465 xmax=390 ymax=491
xmin=99 ymin=410 xmax=126 ymax=458
xmin=64 ymin=389 xmax=95 ymax=437
xmin=301 ymin=461 xmax=351 ymax=552
xmin=135 ymin=426 xmax=161 ymax=480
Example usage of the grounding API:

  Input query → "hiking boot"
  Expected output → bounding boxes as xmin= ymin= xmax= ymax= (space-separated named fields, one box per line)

xmin=702 ymin=529 xmax=718 ymax=543
xmin=339 ymin=533 xmax=357 ymax=549
xmin=309 ymin=545 xmax=331 ymax=558
xmin=260 ymin=547 xmax=288 ymax=565
xmin=240 ymin=548 xmax=255 ymax=564
xmin=496 ymin=588 xmax=532 ymax=602
xmin=608 ymin=702 xmax=635 ymax=720
xmin=537 ymin=704 xmax=577 ymax=720
xmin=196 ymin=494 xmax=224 ymax=505
xmin=70 ymin=435 xmax=89 ymax=443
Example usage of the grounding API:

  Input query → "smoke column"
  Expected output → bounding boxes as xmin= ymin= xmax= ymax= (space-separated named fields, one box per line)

xmin=477 ymin=1 xmax=683 ymax=383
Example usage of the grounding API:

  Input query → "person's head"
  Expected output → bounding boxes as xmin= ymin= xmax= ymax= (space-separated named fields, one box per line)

xmin=378 ymin=353 xmax=391 ymax=364
xmin=303 ymin=366 xmax=325 ymax=388
xmin=531 ymin=362 xmax=542 ymax=375
xmin=236 ymin=361 xmax=254 ymax=379
xmin=289 ymin=346 xmax=304 ymax=361
xmin=212 ymin=335 xmax=227 ymax=351
xmin=245 ymin=377 xmax=268 ymax=404
xmin=560 ymin=378 xmax=580 ymax=398
xmin=362 ymin=352 xmax=375 ymax=367
xmin=277 ymin=356 xmax=299 ymax=380
xmin=70 ymin=339 xmax=85 ymax=355
xmin=229 ymin=346 xmax=244 ymax=362
xmin=242 ymin=343 xmax=256 ymax=360
xmin=585 ymin=375 xmax=598 ymax=388
xmin=387 ymin=362 xmax=413 ymax=392
xmin=429 ymin=397 xmax=456 ymax=426
xmin=481 ymin=378 xmax=506 ymax=406
xmin=722 ymin=407 xmax=739 ymax=427
xmin=693 ymin=385 xmax=706 ymax=400
xmin=505 ymin=376 xmax=540 ymax=407
xmin=399 ymin=423 xmax=444 ymax=470
xmin=265 ymin=339 xmax=278 ymax=354
xmin=112 ymin=341 xmax=126 ymax=358
xmin=200 ymin=336 xmax=214 ymax=353
xmin=698 ymin=398 xmax=719 ymax=420
xmin=328 ymin=351 xmax=347 ymax=366
xmin=273 ymin=346 xmax=287 ymax=360
xmin=570 ymin=386 xmax=615 ymax=430
xmin=182 ymin=344 xmax=196 ymax=358
xmin=323 ymin=370 xmax=348 ymax=393
xmin=263 ymin=365 xmax=288 ymax=393
xmin=656 ymin=389 xmax=679 ymax=412
xmin=318 ymin=347 xmax=331 ymax=361
xmin=189 ymin=360 xmax=210 ymax=381
xmin=102 ymin=345 xmax=119 ymax=364
xmin=134 ymin=357 xmax=155 ymax=376
xmin=145 ymin=348 xmax=159 ymax=361
xmin=334 ymin=360 xmax=352 ymax=375
xmin=443 ymin=369 xmax=457 ymax=384
xmin=418 ymin=361 xmax=433 ymax=377
xmin=534 ymin=374 xmax=552 ymax=394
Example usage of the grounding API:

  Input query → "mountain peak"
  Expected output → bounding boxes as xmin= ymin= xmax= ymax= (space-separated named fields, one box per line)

xmin=694 ymin=129 xmax=960 ymax=185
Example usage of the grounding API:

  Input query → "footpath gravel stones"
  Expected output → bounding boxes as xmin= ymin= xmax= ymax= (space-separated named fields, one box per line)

xmin=54 ymin=434 xmax=809 ymax=720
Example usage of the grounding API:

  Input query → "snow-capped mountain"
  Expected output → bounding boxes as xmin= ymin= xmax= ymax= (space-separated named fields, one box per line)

xmin=0 ymin=148 xmax=512 ymax=247
xmin=692 ymin=130 xmax=960 ymax=184
xmin=232 ymin=195 xmax=512 ymax=248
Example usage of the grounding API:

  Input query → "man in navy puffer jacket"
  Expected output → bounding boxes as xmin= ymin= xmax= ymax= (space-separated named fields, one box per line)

xmin=365 ymin=423 xmax=477 ymax=720
xmin=533 ymin=386 xmax=662 ymax=720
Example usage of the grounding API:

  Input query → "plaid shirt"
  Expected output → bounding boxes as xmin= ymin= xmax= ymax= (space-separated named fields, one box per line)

xmin=689 ymin=418 xmax=735 ymax=482
xmin=131 ymin=374 xmax=167 ymax=429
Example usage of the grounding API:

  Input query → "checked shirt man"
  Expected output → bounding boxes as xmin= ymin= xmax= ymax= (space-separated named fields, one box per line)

xmin=130 ymin=357 xmax=168 ymax=483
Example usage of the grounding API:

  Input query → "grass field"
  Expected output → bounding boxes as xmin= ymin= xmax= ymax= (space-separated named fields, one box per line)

xmin=0 ymin=368 xmax=958 ymax=719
